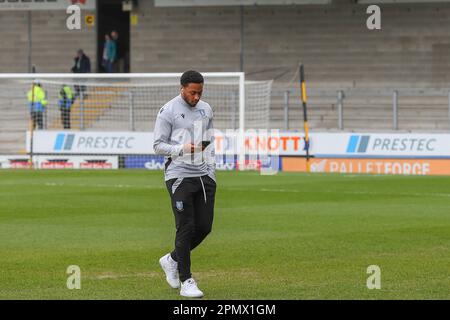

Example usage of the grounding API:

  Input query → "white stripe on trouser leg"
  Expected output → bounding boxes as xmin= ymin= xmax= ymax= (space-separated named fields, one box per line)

xmin=172 ymin=177 xmax=184 ymax=195
xmin=199 ymin=177 xmax=206 ymax=203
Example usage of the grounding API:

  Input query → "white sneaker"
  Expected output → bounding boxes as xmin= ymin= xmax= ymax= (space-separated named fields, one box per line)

xmin=159 ymin=253 xmax=180 ymax=289
xmin=180 ymin=278 xmax=204 ymax=298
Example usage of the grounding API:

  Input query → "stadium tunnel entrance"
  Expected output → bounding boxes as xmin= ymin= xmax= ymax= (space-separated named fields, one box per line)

xmin=97 ymin=0 xmax=130 ymax=73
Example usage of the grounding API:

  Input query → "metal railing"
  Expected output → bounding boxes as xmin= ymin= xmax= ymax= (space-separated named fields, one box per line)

xmin=275 ymin=88 xmax=450 ymax=131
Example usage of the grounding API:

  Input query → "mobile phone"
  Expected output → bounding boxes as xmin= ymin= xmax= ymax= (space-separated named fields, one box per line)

xmin=201 ymin=141 xmax=211 ymax=148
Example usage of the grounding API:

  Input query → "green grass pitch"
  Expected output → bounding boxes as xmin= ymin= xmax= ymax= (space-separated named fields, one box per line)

xmin=0 ymin=169 xmax=449 ymax=299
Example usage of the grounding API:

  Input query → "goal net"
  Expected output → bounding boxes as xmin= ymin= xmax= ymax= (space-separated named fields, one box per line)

xmin=0 ymin=73 xmax=272 ymax=170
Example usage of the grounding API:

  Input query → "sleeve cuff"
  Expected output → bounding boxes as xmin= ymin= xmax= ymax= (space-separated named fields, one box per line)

xmin=172 ymin=144 xmax=184 ymax=157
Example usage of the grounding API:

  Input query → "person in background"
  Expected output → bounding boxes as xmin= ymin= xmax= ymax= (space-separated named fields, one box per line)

xmin=71 ymin=49 xmax=91 ymax=98
xmin=58 ymin=84 xmax=74 ymax=129
xmin=102 ymin=34 xmax=115 ymax=73
xmin=111 ymin=30 xmax=121 ymax=73
xmin=27 ymin=82 xmax=47 ymax=130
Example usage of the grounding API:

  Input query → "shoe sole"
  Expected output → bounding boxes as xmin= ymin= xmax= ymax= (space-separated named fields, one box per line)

xmin=180 ymin=292 xmax=204 ymax=298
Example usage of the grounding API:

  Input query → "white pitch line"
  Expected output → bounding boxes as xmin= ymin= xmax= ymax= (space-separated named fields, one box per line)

xmin=44 ymin=182 xmax=162 ymax=189
xmin=258 ymin=188 xmax=450 ymax=198
xmin=40 ymin=183 xmax=450 ymax=198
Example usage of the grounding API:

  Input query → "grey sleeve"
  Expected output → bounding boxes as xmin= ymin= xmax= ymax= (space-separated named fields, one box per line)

xmin=153 ymin=110 xmax=183 ymax=157
xmin=206 ymin=114 xmax=216 ymax=175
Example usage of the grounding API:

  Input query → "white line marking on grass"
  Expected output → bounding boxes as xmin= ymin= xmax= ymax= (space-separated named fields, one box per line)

xmin=260 ymin=188 xmax=298 ymax=193
xmin=258 ymin=188 xmax=450 ymax=198
xmin=86 ymin=269 xmax=259 ymax=281
xmin=44 ymin=182 xmax=163 ymax=189
xmin=85 ymin=272 xmax=160 ymax=280
xmin=43 ymin=184 xmax=450 ymax=198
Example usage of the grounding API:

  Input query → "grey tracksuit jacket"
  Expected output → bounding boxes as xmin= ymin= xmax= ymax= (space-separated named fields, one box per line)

xmin=153 ymin=94 xmax=216 ymax=182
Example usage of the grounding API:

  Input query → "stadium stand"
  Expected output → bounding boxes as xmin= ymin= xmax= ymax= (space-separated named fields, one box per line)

xmin=1 ymin=1 xmax=450 ymax=155
xmin=0 ymin=11 xmax=96 ymax=73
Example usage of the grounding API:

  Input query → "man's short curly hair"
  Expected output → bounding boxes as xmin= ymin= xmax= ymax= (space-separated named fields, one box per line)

xmin=180 ymin=70 xmax=204 ymax=87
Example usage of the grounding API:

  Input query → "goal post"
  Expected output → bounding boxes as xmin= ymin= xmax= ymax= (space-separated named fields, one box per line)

xmin=0 ymin=73 xmax=272 ymax=170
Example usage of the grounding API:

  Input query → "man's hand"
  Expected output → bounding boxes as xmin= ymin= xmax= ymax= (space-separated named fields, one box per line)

xmin=183 ymin=143 xmax=202 ymax=154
